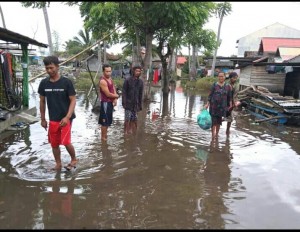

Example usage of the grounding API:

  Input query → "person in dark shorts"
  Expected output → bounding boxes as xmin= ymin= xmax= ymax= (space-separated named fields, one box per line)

xmin=98 ymin=64 xmax=119 ymax=141
xmin=122 ymin=65 xmax=144 ymax=135
xmin=38 ymin=55 xmax=77 ymax=171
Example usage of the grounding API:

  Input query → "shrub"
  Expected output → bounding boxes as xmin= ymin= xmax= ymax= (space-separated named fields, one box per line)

xmin=195 ymin=77 xmax=217 ymax=91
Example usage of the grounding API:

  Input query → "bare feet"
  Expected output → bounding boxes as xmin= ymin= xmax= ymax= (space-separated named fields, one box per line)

xmin=51 ymin=164 xmax=62 ymax=171
xmin=64 ymin=160 xmax=78 ymax=171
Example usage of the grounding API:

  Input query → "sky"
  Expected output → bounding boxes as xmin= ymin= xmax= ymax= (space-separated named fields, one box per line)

xmin=1 ymin=2 xmax=300 ymax=56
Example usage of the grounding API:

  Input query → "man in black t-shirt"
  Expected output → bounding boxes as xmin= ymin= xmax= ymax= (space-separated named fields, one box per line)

xmin=38 ymin=56 xmax=77 ymax=171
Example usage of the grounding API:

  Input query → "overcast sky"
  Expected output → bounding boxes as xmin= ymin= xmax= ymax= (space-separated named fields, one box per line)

xmin=1 ymin=2 xmax=300 ymax=56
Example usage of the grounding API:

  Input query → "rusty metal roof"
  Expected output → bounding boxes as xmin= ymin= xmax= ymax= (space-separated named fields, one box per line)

xmin=177 ymin=56 xmax=187 ymax=65
xmin=259 ymin=37 xmax=300 ymax=53
xmin=0 ymin=27 xmax=48 ymax=48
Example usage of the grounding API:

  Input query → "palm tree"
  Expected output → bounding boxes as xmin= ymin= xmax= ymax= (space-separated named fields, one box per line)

xmin=65 ymin=28 xmax=95 ymax=58
xmin=20 ymin=2 xmax=54 ymax=55
xmin=73 ymin=28 xmax=94 ymax=47
xmin=0 ymin=4 xmax=6 ymax=28
xmin=210 ymin=2 xmax=232 ymax=77
xmin=42 ymin=6 xmax=53 ymax=55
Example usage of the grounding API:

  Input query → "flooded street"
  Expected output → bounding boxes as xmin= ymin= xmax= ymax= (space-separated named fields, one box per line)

xmin=0 ymin=79 xmax=300 ymax=229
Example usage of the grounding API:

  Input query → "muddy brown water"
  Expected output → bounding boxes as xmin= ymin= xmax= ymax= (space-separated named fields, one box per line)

xmin=0 ymin=80 xmax=300 ymax=229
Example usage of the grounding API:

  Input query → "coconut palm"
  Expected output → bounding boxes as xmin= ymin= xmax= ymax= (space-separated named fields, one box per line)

xmin=211 ymin=2 xmax=232 ymax=77
xmin=0 ymin=4 xmax=6 ymax=28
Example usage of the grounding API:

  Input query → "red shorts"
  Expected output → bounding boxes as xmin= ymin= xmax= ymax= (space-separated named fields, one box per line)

xmin=48 ymin=121 xmax=72 ymax=147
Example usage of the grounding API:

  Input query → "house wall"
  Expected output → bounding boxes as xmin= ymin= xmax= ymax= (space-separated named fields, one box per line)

xmin=284 ymin=68 xmax=300 ymax=98
xmin=237 ymin=23 xmax=300 ymax=57
xmin=239 ymin=66 xmax=252 ymax=88
xmin=239 ymin=65 xmax=286 ymax=94
xmin=88 ymin=58 xmax=100 ymax=72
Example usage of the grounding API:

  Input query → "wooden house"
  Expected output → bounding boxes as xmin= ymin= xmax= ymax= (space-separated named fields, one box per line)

xmin=239 ymin=56 xmax=300 ymax=98
xmin=239 ymin=57 xmax=286 ymax=94
xmin=81 ymin=53 xmax=122 ymax=73
xmin=238 ymin=35 xmax=300 ymax=98
xmin=176 ymin=56 xmax=187 ymax=69
xmin=274 ymin=46 xmax=300 ymax=62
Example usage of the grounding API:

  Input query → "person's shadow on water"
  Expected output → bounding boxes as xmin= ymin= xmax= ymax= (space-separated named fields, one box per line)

xmin=195 ymin=137 xmax=232 ymax=229
xmin=43 ymin=172 xmax=76 ymax=228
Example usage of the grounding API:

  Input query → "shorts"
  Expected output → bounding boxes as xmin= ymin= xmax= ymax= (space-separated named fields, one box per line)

xmin=99 ymin=101 xmax=113 ymax=126
xmin=125 ymin=109 xmax=137 ymax=121
xmin=48 ymin=121 xmax=72 ymax=147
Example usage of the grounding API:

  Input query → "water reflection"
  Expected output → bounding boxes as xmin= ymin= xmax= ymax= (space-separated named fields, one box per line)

xmin=42 ymin=175 xmax=76 ymax=229
xmin=1 ymin=81 xmax=300 ymax=229
xmin=194 ymin=138 xmax=234 ymax=229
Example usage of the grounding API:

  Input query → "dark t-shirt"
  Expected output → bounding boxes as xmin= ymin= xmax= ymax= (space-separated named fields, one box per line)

xmin=122 ymin=76 xmax=144 ymax=112
xmin=38 ymin=76 xmax=76 ymax=121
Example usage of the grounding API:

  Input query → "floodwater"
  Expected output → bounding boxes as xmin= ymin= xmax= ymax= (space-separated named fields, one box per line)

xmin=0 ymin=79 xmax=300 ymax=229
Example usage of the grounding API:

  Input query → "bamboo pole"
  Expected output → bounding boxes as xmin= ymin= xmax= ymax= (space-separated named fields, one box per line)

xmin=29 ymin=25 xmax=122 ymax=82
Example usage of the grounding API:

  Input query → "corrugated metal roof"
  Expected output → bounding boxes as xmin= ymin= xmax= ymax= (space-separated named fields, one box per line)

xmin=253 ymin=56 xmax=268 ymax=63
xmin=275 ymin=47 xmax=300 ymax=61
xmin=285 ymin=54 xmax=300 ymax=62
xmin=276 ymin=47 xmax=300 ymax=55
xmin=260 ymin=38 xmax=300 ymax=53
xmin=0 ymin=27 xmax=48 ymax=48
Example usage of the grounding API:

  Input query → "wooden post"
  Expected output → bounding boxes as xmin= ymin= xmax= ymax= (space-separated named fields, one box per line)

xmin=21 ymin=44 xmax=29 ymax=107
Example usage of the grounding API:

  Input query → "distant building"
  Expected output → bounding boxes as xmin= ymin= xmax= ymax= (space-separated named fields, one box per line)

xmin=236 ymin=22 xmax=300 ymax=57
xmin=176 ymin=56 xmax=187 ymax=69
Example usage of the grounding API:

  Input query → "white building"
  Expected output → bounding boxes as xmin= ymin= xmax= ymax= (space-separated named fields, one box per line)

xmin=236 ymin=22 xmax=300 ymax=57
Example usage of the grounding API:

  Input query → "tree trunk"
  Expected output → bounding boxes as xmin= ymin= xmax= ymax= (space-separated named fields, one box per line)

xmin=143 ymin=32 xmax=154 ymax=101
xmin=162 ymin=59 xmax=169 ymax=96
xmin=211 ymin=13 xmax=224 ymax=77
xmin=0 ymin=4 xmax=6 ymax=29
xmin=103 ymin=40 xmax=107 ymax=64
xmin=168 ymin=48 xmax=177 ymax=74
xmin=135 ymin=25 xmax=142 ymax=66
xmin=196 ymin=47 xmax=200 ymax=68
xmin=188 ymin=44 xmax=191 ymax=72
xmin=189 ymin=45 xmax=197 ymax=80
xmin=98 ymin=41 xmax=102 ymax=76
xmin=42 ymin=6 xmax=53 ymax=55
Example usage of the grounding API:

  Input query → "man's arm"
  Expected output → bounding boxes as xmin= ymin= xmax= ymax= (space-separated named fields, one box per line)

xmin=122 ymin=79 xmax=128 ymax=108
xmin=66 ymin=95 xmax=76 ymax=119
xmin=112 ymin=82 xmax=118 ymax=106
xmin=60 ymin=95 xmax=76 ymax=126
xmin=100 ymin=79 xmax=119 ymax=99
xmin=39 ymin=95 xmax=47 ymax=130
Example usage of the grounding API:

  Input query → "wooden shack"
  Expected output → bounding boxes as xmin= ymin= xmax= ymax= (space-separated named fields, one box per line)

xmin=239 ymin=56 xmax=300 ymax=98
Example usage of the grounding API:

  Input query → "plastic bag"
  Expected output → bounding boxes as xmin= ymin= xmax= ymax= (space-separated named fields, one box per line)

xmin=196 ymin=148 xmax=208 ymax=162
xmin=197 ymin=109 xmax=212 ymax=130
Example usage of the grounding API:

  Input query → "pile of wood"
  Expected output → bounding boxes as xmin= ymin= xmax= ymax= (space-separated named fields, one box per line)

xmin=236 ymin=85 xmax=285 ymax=112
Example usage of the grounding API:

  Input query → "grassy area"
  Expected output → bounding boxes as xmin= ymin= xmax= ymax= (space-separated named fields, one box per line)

xmin=180 ymin=76 xmax=218 ymax=91
xmin=74 ymin=71 xmax=124 ymax=90
xmin=74 ymin=71 xmax=220 ymax=93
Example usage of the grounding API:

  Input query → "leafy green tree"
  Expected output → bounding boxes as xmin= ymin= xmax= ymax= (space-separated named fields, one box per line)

xmin=78 ymin=2 xmax=215 ymax=96
xmin=183 ymin=28 xmax=217 ymax=80
xmin=211 ymin=2 xmax=232 ymax=77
